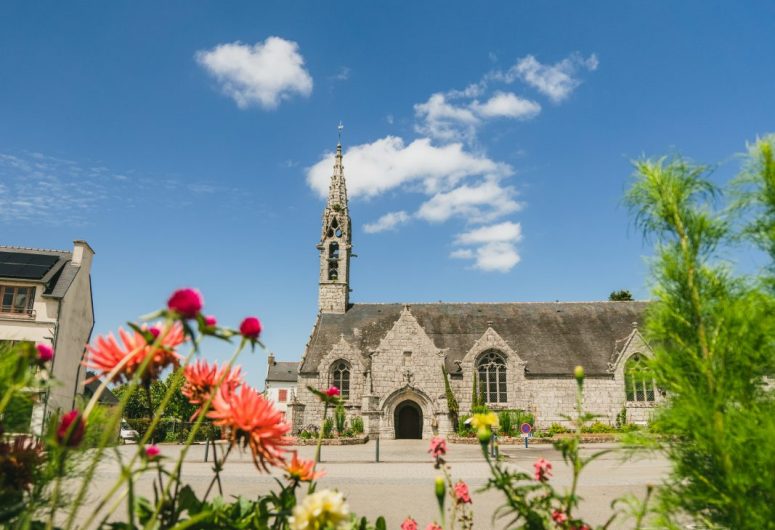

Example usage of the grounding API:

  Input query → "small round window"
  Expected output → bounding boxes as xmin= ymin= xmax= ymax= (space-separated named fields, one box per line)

xmin=335 ymin=228 xmax=343 ymax=237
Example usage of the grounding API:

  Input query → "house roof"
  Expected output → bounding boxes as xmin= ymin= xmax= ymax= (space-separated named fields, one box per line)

xmin=300 ymin=301 xmax=649 ymax=376
xmin=267 ymin=361 xmax=299 ymax=383
xmin=0 ymin=246 xmax=78 ymax=299
xmin=83 ymin=372 xmax=119 ymax=405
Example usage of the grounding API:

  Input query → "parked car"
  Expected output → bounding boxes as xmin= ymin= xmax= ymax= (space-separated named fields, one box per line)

xmin=119 ymin=420 xmax=139 ymax=444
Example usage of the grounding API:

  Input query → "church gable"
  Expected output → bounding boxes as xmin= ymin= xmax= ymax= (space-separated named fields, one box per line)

xmin=371 ymin=306 xmax=446 ymax=400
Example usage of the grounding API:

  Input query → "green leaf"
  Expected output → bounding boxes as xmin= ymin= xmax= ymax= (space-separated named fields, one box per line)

xmin=177 ymin=485 xmax=203 ymax=515
xmin=375 ymin=516 xmax=387 ymax=530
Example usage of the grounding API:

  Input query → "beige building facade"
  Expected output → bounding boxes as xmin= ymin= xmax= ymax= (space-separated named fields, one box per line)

xmin=0 ymin=241 xmax=95 ymax=434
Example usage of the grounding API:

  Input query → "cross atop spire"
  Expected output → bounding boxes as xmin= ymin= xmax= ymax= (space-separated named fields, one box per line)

xmin=337 ymin=121 xmax=344 ymax=147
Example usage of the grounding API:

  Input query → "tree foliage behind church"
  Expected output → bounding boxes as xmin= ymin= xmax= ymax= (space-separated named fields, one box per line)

xmin=626 ymin=135 xmax=775 ymax=529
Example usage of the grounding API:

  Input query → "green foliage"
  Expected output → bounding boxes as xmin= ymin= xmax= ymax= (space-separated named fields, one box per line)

xmin=470 ymin=404 xmax=489 ymax=415
xmin=441 ymin=365 xmax=459 ymax=428
xmin=124 ymin=418 xmax=218 ymax=443
xmin=608 ymin=289 xmax=634 ymax=301
xmin=350 ymin=416 xmax=364 ymax=434
xmin=322 ymin=417 xmax=334 ymax=439
xmin=81 ymin=403 xmax=120 ymax=448
xmin=547 ymin=423 xmax=569 ymax=436
xmin=625 ymin=137 xmax=775 ymax=529
xmin=615 ymin=406 xmax=627 ymax=429
xmin=581 ymin=421 xmax=616 ymax=434
xmin=113 ymin=369 xmax=197 ymax=421
xmin=457 ymin=414 xmax=470 ymax=435
xmin=498 ymin=410 xmax=512 ymax=435
xmin=334 ymin=403 xmax=346 ymax=435
xmin=470 ymin=374 xmax=480 ymax=409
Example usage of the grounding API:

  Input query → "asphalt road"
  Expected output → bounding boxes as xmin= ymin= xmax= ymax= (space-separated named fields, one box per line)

xmin=69 ymin=440 xmax=670 ymax=529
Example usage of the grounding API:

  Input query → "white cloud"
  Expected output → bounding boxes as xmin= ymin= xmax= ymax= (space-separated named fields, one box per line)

xmin=450 ymin=248 xmax=474 ymax=259
xmin=0 ymin=151 xmax=240 ymax=224
xmin=473 ymin=242 xmax=521 ymax=272
xmin=414 ymin=93 xmax=480 ymax=142
xmin=414 ymin=90 xmax=541 ymax=142
xmin=471 ymin=92 xmax=541 ymax=119
xmin=195 ymin=36 xmax=313 ymax=109
xmin=417 ymin=179 xmax=521 ymax=224
xmin=306 ymin=136 xmax=511 ymax=199
xmin=363 ymin=211 xmax=410 ymax=233
xmin=505 ymin=53 xmax=598 ymax=103
xmin=452 ymin=221 xmax=523 ymax=272
xmin=454 ymin=221 xmax=522 ymax=245
xmin=332 ymin=66 xmax=350 ymax=81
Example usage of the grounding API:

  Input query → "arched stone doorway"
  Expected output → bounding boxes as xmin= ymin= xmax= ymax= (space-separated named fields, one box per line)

xmin=394 ymin=400 xmax=423 ymax=439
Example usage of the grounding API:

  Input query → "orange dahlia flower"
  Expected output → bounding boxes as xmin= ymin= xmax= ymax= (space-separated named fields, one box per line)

xmin=207 ymin=384 xmax=290 ymax=471
xmin=284 ymin=451 xmax=324 ymax=482
xmin=181 ymin=360 xmax=243 ymax=418
xmin=84 ymin=322 xmax=185 ymax=384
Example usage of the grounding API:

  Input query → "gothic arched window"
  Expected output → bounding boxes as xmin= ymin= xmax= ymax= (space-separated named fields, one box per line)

xmin=477 ymin=350 xmax=507 ymax=404
xmin=624 ymin=353 xmax=655 ymax=402
xmin=330 ymin=360 xmax=350 ymax=399
xmin=329 ymin=242 xmax=340 ymax=260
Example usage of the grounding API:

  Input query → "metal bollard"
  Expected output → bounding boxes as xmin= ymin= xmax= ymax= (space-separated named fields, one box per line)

xmin=375 ymin=435 xmax=380 ymax=463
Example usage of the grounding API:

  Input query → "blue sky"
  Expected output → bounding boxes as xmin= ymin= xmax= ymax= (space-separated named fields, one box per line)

xmin=1 ymin=2 xmax=773 ymax=388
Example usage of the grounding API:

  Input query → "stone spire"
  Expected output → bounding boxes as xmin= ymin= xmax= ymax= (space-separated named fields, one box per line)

xmin=317 ymin=124 xmax=352 ymax=314
xmin=327 ymin=138 xmax=348 ymax=210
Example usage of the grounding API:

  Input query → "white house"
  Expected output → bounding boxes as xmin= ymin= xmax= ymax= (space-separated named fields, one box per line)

xmin=264 ymin=353 xmax=298 ymax=416
xmin=0 ymin=241 xmax=95 ymax=434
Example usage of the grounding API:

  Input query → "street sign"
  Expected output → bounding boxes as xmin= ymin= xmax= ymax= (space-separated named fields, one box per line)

xmin=520 ymin=422 xmax=532 ymax=434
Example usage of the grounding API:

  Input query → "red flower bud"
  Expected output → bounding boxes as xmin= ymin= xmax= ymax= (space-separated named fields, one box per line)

xmin=239 ymin=316 xmax=262 ymax=339
xmin=145 ymin=445 xmax=160 ymax=460
xmin=36 ymin=343 xmax=54 ymax=363
xmin=326 ymin=386 xmax=340 ymax=397
xmin=167 ymin=288 xmax=203 ymax=319
xmin=56 ymin=410 xmax=86 ymax=447
xmin=204 ymin=315 xmax=217 ymax=327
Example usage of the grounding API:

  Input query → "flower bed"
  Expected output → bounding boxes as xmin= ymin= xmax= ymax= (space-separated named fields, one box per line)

xmin=289 ymin=434 xmax=369 ymax=446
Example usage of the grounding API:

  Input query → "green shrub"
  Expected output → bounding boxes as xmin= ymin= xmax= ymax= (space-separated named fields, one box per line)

xmin=82 ymin=404 xmax=120 ymax=448
xmin=581 ymin=421 xmax=616 ymax=434
xmin=350 ymin=416 xmax=364 ymax=434
xmin=547 ymin=423 xmax=568 ymax=436
xmin=334 ymin=403 xmax=346 ymax=435
xmin=615 ymin=407 xmax=627 ymax=428
xmin=498 ymin=411 xmax=512 ymax=435
xmin=471 ymin=405 xmax=489 ymax=415
xmin=322 ymin=417 xmax=334 ymax=438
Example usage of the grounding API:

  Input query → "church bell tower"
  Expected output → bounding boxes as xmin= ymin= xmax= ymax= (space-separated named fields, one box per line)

xmin=317 ymin=125 xmax=351 ymax=314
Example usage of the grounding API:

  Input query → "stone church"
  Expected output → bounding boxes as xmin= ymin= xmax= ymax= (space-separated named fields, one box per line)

xmin=290 ymin=139 xmax=660 ymax=439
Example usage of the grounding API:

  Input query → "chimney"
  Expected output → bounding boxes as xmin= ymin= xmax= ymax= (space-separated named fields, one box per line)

xmin=71 ymin=240 xmax=95 ymax=267
xmin=268 ymin=353 xmax=276 ymax=366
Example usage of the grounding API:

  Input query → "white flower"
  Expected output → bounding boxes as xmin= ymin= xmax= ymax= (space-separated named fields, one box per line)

xmin=289 ymin=489 xmax=351 ymax=530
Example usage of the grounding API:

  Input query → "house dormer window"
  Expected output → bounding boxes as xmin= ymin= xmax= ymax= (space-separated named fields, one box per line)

xmin=0 ymin=285 xmax=35 ymax=316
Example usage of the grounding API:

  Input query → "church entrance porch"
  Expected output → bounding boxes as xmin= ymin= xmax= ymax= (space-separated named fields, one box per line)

xmin=394 ymin=400 xmax=422 ymax=439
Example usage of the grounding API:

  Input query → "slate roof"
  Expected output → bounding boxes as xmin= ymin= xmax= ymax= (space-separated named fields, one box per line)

xmin=83 ymin=372 xmax=119 ymax=405
xmin=300 ymin=302 xmax=649 ymax=376
xmin=0 ymin=246 xmax=77 ymax=299
xmin=267 ymin=361 xmax=299 ymax=383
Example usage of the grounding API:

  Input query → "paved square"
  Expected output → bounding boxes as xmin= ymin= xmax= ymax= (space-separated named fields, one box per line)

xmin=76 ymin=440 xmax=669 ymax=528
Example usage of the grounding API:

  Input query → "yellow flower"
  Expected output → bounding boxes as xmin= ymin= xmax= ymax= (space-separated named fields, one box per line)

xmin=470 ymin=412 xmax=499 ymax=431
xmin=289 ymin=489 xmax=351 ymax=530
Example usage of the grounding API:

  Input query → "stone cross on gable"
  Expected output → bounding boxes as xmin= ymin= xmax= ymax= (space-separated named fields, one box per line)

xmin=402 ymin=367 xmax=414 ymax=386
